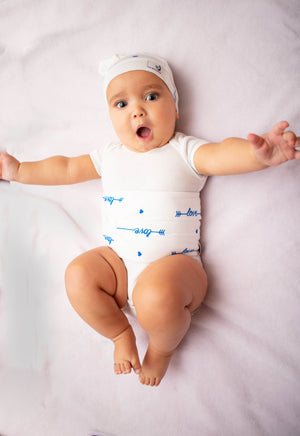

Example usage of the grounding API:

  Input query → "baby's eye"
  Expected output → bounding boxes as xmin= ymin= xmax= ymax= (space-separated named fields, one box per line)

xmin=116 ymin=100 xmax=127 ymax=109
xmin=146 ymin=93 xmax=158 ymax=101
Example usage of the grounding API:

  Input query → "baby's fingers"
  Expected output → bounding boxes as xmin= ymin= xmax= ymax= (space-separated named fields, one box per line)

xmin=282 ymin=130 xmax=297 ymax=146
xmin=247 ymin=133 xmax=268 ymax=152
xmin=282 ymin=131 xmax=300 ymax=159
xmin=294 ymin=136 xmax=300 ymax=152
xmin=272 ymin=120 xmax=290 ymax=136
xmin=247 ymin=133 xmax=263 ymax=147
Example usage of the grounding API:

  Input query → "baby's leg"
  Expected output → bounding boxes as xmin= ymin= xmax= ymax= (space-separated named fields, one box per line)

xmin=65 ymin=246 xmax=141 ymax=375
xmin=132 ymin=255 xmax=207 ymax=386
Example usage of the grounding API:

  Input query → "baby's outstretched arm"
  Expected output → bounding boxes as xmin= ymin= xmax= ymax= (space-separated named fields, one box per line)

xmin=194 ymin=121 xmax=300 ymax=176
xmin=247 ymin=121 xmax=300 ymax=167
xmin=0 ymin=152 xmax=99 ymax=185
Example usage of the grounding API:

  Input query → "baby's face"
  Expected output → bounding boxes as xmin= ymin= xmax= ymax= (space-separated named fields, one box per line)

xmin=106 ymin=70 xmax=178 ymax=152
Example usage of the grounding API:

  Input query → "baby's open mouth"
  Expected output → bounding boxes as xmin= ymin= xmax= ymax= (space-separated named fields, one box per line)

xmin=136 ymin=126 xmax=151 ymax=139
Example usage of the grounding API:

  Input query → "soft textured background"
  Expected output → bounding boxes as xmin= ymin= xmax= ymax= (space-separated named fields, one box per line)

xmin=0 ymin=1 xmax=299 ymax=435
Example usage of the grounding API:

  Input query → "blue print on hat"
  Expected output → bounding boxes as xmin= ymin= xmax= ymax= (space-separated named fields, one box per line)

xmin=147 ymin=61 xmax=162 ymax=73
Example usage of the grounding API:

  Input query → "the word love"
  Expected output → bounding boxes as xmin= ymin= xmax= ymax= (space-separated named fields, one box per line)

xmin=175 ymin=208 xmax=201 ymax=217
xmin=117 ymin=227 xmax=166 ymax=238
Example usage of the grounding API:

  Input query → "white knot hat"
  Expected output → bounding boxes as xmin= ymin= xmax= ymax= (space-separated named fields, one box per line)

xmin=99 ymin=54 xmax=179 ymax=113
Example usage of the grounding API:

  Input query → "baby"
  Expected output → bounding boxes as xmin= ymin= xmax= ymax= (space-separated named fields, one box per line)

xmin=0 ymin=54 xmax=299 ymax=387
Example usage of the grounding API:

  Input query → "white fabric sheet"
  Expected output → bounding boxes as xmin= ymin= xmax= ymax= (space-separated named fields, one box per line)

xmin=0 ymin=1 xmax=299 ymax=435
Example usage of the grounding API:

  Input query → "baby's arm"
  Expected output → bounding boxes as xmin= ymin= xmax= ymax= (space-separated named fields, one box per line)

xmin=0 ymin=152 xmax=99 ymax=185
xmin=194 ymin=121 xmax=300 ymax=176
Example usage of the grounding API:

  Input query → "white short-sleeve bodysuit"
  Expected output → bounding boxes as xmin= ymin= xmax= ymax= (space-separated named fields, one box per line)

xmin=90 ymin=132 xmax=208 ymax=307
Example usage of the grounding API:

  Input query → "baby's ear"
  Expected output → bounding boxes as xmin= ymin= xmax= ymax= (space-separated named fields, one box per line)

xmin=176 ymin=112 xmax=180 ymax=120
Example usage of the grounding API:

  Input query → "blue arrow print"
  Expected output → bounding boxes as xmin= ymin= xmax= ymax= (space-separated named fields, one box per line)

xmin=116 ymin=227 xmax=166 ymax=238
xmin=175 ymin=208 xmax=201 ymax=217
xmin=102 ymin=196 xmax=124 ymax=205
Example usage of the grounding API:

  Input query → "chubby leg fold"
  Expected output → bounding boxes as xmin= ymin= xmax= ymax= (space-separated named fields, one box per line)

xmin=133 ymin=254 xmax=207 ymax=386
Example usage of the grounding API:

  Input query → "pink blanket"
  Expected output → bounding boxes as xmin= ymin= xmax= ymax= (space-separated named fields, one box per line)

xmin=0 ymin=1 xmax=299 ymax=435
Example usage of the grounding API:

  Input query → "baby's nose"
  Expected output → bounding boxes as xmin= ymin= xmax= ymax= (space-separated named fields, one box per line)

xmin=132 ymin=105 xmax=146 ymax=118
xmin=133 ymin=112 xmax=144 ymax=118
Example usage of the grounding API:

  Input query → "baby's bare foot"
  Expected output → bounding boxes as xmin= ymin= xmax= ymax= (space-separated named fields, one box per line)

xmin=112 ymin=325 xmax=141 ymax=375
xmin=139 ymin=344 xmax=173 ymax=387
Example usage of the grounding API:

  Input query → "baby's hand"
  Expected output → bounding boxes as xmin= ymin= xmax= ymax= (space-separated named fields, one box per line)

xmin=0 ymin=151 xmax=20 ymax=181
xmin=247 ymin=121 xmax=300 ymax=167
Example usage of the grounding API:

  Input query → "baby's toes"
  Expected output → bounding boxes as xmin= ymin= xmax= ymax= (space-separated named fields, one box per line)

xmin=143 ymin=376 xmax=151 ymax=386
xmin=138 ymin=372 xmax=160 ymax=387
xmin=122 ymin=361 xmax=131 ymax=374
xmin=139 ymin=375 xmax=144 ymax=384
xmin=114 ymin=363 xmax=122 ymax=375
xmin=139 ymin=373 xmax=146 ymax=385
xmin=133 ymin=360 xmax=142 ymax=374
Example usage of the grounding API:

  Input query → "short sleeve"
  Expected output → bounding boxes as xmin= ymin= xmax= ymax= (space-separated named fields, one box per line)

xmin=172 ymin=132 xmax=209 ymax=176
xmin=89 ymin=148 xmax=103 ymax=177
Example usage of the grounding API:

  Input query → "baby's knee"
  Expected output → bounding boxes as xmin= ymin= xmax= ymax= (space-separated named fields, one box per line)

xmin=133 ymin=280 xmax=179 ymax=323
xmin=65 ymin=257 xmax=88 ymax=299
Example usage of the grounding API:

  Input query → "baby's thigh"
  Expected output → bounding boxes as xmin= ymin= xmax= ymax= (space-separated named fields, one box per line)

xmin=132 ymin=254 xmax=207 ymax=314
xmin=65 ymin=246 xmax=128 ymax=308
